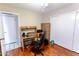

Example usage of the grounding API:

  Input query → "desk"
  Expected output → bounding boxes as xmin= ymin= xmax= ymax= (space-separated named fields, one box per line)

xmin=21 ymin=36 xmax=35 ymax=51
xmin=20 ymin=32 xmax=40 ymax=51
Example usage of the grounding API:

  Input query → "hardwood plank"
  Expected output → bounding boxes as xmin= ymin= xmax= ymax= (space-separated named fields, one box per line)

xmin=7 ymin=44 xmax=79 ymax=56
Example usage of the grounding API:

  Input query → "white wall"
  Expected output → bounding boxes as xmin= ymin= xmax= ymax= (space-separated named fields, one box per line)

xmin=49 ymin=4 xmax=79 ymax=52
xmin=0 ymin=4 xmax=42 ymax=29
xmin=0 ymin=4 xmax=42 ymax=53
xmin=41 ymin=13 xmax=50 ymax=23
xmin=42 ymin=4 xmax=79 ymax=23
xmin=50 ymin=12 xmax=76 ymax=50
xmin=73 ymin=12 xmax=79 ymax=52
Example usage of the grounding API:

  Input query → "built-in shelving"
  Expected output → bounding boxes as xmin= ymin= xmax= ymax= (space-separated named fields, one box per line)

xmin=20 ymin=26 xmax=37 ymax=31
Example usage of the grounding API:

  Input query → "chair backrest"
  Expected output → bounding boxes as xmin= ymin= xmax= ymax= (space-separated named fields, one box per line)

xmin=37 ymin=29 xmax=43 ymax=33
xmin=39 ymin=31 xmax=46 ymax=45
xmin=40 ymin=32 xmax=49 ymax=46
xmin=33 ymin=29 xmax=46 ymax=47
xmin=32 ymin=40 xmax=41 ymax=50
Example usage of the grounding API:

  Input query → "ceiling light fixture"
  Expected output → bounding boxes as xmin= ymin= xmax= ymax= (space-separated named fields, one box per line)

xmin=40 ymin=3 xmax=48 ymax=12
xmin=40 ymin=3 xmax=48 ymax=8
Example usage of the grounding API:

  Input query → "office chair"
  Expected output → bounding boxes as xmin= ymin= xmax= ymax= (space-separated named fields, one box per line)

xmin=31 ymin=39 xmax=44 ymax=56
xmin=31 ymin=29 xmax=49 ymax=56
xmin=39 ymin=31 xmax=49 ymax=51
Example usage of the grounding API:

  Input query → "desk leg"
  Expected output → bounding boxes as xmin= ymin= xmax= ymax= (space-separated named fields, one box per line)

xmin=22 ymin=47 xmax=25 ymax=56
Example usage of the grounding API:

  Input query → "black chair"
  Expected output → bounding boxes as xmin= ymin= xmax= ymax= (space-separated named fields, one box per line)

xmin=39 ymin=30 xmax=49 ymax=46
xmin=31 ymin=29 xmax=49 ymax=56
xmin=40 ymin=32 xmax=45 ymax=45
xmin=37 ymin=29 xmax=43 ymax=33
xmin=39 ymin=31 xmax=49 ymax=51
xmin=44 ymin=38 xmax=49 ymax=46
xmin=31 ymin=40 xmax=44 ymax=56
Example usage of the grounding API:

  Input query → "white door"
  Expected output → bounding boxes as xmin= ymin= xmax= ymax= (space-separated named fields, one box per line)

xmin=2 ymin=13 xmax=19 ymax=51
xmin=50 ymin=12 xmax=76 ymax=50
xmin=73 ymin=12 xmax=79 ymax=53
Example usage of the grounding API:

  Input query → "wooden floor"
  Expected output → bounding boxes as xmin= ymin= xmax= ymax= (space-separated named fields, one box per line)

xmin=7 ymin=44 xmax=79 ymax=56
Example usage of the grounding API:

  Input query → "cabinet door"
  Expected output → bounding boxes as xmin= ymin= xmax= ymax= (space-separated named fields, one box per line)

xmin=0 ymin=15 xmax=3 ymax=39
xmin=73 ymin=13 xmax=79 ymax=53
xmin=50 ymin=12 xmax=76 ymax=50
xmin=41 ymin=23 xmax=50 ymax=40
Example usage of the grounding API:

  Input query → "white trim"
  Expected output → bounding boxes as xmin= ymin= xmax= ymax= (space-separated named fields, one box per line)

xmin=0 ymin=11 xmax=19 ymax=16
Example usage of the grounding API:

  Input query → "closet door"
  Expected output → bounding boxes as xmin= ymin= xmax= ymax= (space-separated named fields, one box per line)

xmin=50 ymin=12 xmax=76 ymax=50
xmin=73 ymin=12 xmax=79 ymax=53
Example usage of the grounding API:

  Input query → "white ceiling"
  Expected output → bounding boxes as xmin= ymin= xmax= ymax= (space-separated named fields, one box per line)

xmin=5 ymin=3 xmax=73 ymax=13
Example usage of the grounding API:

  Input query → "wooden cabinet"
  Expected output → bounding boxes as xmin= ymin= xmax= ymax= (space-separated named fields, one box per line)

xmin=41 ymin=23 xmax=50 ymax=40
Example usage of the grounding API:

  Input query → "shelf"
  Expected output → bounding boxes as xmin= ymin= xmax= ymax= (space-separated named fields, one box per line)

xmin=20 ymin=26 xmax=37 ymax=31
